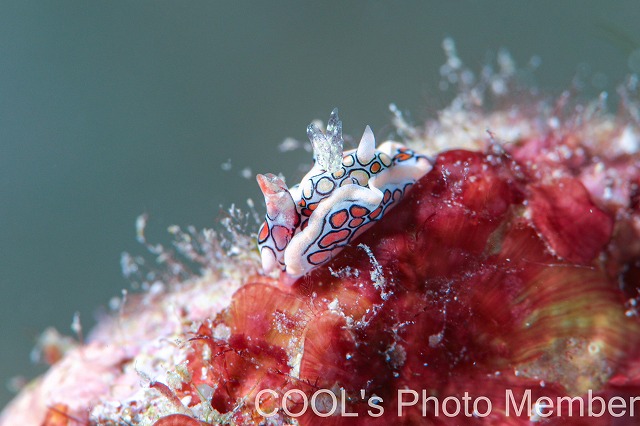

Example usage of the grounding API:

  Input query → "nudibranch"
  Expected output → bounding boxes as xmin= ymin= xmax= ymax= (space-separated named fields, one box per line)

xmin=257 ymin=109 xmax=432 ymax=278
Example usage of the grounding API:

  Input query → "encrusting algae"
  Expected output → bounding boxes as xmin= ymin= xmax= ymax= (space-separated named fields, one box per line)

xmin=2 ymin=41 xmax=640 ymax=425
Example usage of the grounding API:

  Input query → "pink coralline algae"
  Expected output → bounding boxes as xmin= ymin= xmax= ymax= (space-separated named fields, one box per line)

xmin=2 ymin=49 xmax=640 ymax=426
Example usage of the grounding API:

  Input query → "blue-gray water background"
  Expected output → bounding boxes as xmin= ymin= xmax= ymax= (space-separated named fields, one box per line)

xmin=1 ymin=0 xmax=639 ymax=409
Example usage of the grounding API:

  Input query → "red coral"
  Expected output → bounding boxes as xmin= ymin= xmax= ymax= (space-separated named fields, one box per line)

xmin=180 ymin=148 xmax=640 ymax=424
xmin=528 ymin=177 xmax=613 ymax=264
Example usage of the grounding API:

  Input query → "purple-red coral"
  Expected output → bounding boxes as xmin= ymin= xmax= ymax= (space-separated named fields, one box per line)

xmin=174 ymin=147 xmax=640 ymax=425
xmin=528 ymin=177 xmax=613 ymax=264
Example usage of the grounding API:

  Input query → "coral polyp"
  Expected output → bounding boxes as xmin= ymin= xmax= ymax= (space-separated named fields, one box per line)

xmin=257 ymin=108 xmax=431 ymax=278
xmin=3 ymin=48 xmax=640 ymax=426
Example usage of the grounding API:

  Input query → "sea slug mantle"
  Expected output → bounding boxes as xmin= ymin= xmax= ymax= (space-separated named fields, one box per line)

xmin=256 ymin=108 xmax=432 ymax=278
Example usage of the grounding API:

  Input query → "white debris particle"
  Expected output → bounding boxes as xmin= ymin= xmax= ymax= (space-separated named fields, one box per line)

xmin=328 ymin=266 xmax=359 ymax=278
xmin=384 ymin=343 xmax=407 ymax=369
xmin=221 ymin=159 xmax=232 ymax=171
xmin=442 ymin=37 xmax=462 ymax=70
xmin=120 ymin=252 xmax=140 ymax=278
xmin=240 ymin=167 xmax=252 ymax=179
xmin=358 ymin=243 xmax=387 ymax=293
xmin=166 ymin=370 xmax=183 ymax=390
xmin=289 ymin=352 xmax=303 ymax=379
xmin=135 ymin=367 xmax=152 ymax=387
xmin=617 ymin=125 xmax=639 ymax=154
xmin=148 ymin=281 xmax=165 ymax=295
xmin=278 ymin=137 xmax=301 ymax=152
xmin=176 ymin=361 xmax=192 ymax=383
xmin=530 ymin=400 xmax=552 ymax=422
xmin=213 ymin=323 xmax=231 ymax=341
xmin=135 ymin=214 xmax=148 ymax=244
xmin=108 ymin=296 xmax=121 ymax=311
xmin=491 ymin=79 xmax=507 ymax=97
xmin=71 ymin=312 xmax=82 ymax=342
xmin=428 ymin=331 xmax=443 ymax=348
xmin=389 ymin=103 xmax=420 ymax=140
xmin=497 ymin=48 xmax=515 ymax=77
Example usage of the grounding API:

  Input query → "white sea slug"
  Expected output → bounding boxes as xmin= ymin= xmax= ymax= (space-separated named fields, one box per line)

xmin=257 ymin=109 xmax=431 ymax=278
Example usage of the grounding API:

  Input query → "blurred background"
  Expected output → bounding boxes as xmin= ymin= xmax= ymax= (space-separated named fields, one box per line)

xmin=1 ymin=0 xmax=639 ymax=409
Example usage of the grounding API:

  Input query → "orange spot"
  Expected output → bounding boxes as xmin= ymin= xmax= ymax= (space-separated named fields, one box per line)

xmin=308 ymin=250 xmax=333 ymax=265
xmin=319 ymin=229 xmax=351 ymax=248
xmin=299 ymin=199 xmax=307 ymax=208
xmin=301 ymin=208 xmax=313 ymax=217
xmin=383 ymin=190 xmax=391 ymax=204
xmin=395 ymin=152 xmax=412 ymax=162
xmin=258 ymin=221 xmax=269 ymax=243
xmin=349 ymin=217 xmax=364 ymax=228
xmin=308 ymin=202 xmax=318 ymax=211
xmin=370 ymin=161 xmax=381 ymax=174
xmin=330 ymin=210 xmax=349 ymax=228
xmin=369 ymin=206 xmax=383 ymax=220
xmin=43 ymin=404 xmax=72 ymax=426
xmin=350 ymin=205 xmax=369 ymax=217
xmin=272 ymin=225 xmax=291 ymax=251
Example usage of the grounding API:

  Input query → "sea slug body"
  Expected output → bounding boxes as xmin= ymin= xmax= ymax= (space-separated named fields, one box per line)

xmin=257 ymin=109 xmax=432 ymax=278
